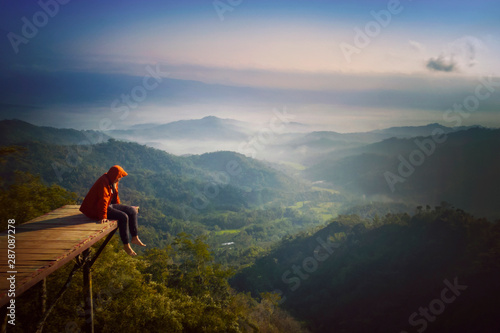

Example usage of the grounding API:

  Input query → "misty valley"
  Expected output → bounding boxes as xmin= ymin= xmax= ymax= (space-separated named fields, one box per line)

xmin=0 ymin=118 xmax=499 ymax=332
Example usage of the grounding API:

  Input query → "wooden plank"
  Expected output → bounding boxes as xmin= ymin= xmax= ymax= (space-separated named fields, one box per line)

xmin=0 ymin=267 xmax=50 ymax=272
xmin=0 ymin=267 xmax=40 ymax=274
xmin=0 ymin=264 xmax=54 ymax=272
xmin=15 ymin=227 xmax=111 ymax=233
xmin=1 ymin=241 xmax=89 ymax=248
xmin=14 ymin=223 xmax=114 ymax=231
xmin=0 ymin=245 xmax=76 ymax=252
xmin=13 ymin=235 xmax=100 ymax=242
xmin=0 ymin=264 xmax=52 ymax=270
xmin=2 ymin=249 xmax=76 ymax=255
xmin=0 ymin=205 xmax=117 ymax=307
xmin=15 ymin=225 xmax=111 ymax=232
xmin=7 ymin=206 xmax=81 ymax=225
xmin=0 ymin=258 xmax=53 ymax=263
xmin=15 ymin=223 xmax=107 ymax=229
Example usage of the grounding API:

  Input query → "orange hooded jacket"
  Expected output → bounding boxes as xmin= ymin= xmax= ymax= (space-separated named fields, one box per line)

xmin=80 ymin=165 xmax=128 ymax=220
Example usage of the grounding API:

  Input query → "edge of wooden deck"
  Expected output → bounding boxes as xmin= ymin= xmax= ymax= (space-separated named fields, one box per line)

xmin=0 ymin=205 xmax=117 ymax=308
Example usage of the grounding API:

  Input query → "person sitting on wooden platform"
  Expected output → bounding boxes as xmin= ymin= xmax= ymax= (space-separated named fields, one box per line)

xmin=80 ymin=165 xmax=146 ymax=256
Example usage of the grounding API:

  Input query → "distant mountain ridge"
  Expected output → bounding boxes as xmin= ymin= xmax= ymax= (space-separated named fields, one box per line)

xmin=368 ymin=122 xmax=484 ymax=138
xmin=109 ymin=116 xmax=251 ymax=142
xmin=1 ymin=118 xmax=495 ymax=178
xmin=303 ymin=127 xmax=500 ymax=219
xmin=249 ymin=123 xmax=488 ymax=166
xmin=105 ymin=116 xmax=491 ymax=161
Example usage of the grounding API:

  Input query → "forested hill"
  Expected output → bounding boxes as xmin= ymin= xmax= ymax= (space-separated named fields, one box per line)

xmin=188 ymin=151 xmax=304 ymax=192
xmin=303 ymin=127 xmax=500 ymax=219
xmin=232 ymin=206 xmax=500 ymax=332
xmin=0 ymin=119 xmax=110 ymax=145
xmin=0 ymin=139 xmax=307 ymax=211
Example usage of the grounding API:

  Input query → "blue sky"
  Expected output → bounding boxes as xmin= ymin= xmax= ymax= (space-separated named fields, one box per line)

xmin=0 ymin=0 xmax=499 ymax=131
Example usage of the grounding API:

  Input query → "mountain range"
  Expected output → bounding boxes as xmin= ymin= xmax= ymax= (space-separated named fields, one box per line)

xmin=111 ymin=116 xmax=251 ymax=142
xmin=303 ymin=127 xmax=500 ymax=218
xmin=1 ymin=118 xmax=498 ymax=220
xmin=102 ymin=117 xmax=485 ymax=161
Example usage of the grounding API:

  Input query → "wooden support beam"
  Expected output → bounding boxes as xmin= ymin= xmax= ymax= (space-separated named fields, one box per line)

xmin=40 ymin=278 xmax=47 ymax=316
xmin=35 ymin=261 xmax=83 ymax=333
xmin=83 ymin=249 xmax=94 ymax=333
xmin=0 ymin=305 xmax=6 ymax=333
xmin=88 ymin=229 xmax=117 ymax=268
xmin=34 ymin=237 xmax=113 ymax=333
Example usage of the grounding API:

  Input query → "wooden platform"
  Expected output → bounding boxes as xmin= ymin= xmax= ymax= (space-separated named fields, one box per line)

xmin=0 ymin=205 xmax=117 ymax=308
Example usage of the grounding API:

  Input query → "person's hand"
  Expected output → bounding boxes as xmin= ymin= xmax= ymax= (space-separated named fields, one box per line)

xmin=100 ymin=218 xmax=108 ymax=224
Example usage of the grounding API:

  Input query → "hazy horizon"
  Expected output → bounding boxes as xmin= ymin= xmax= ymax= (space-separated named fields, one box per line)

xmin=1 ymin=0 xmax=499 ymax=132
xmin=2 ymin=114 xmax=498 ymax=134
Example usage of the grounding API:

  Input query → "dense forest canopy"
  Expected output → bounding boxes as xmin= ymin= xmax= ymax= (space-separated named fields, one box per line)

xmin=232 ymin=206 xmax=500 ymax=332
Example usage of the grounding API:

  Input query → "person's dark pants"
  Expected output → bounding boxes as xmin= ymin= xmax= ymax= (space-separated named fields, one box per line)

xmin=107 ymin=204 xmax=138 ymax=244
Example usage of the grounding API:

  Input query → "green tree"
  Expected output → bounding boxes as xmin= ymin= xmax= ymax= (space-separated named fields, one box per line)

xmin=0 ymin=171 xmax=77 ymax=231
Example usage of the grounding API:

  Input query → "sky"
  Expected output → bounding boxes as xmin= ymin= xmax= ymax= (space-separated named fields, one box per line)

xmin=0 ymin=0 xmax=499 ymax=132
